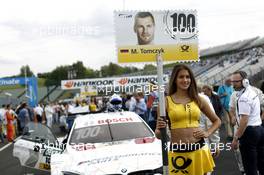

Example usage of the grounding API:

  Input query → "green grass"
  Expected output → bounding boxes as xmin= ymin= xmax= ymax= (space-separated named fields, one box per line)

xmin=38 ymin=78 xmax=46 ymax=87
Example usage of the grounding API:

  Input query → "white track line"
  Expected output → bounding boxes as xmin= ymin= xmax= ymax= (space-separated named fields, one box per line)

xmin=0 ymin=136 xmax=21 ymax=152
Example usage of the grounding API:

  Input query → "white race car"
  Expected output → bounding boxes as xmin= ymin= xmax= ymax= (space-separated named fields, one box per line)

xmin=13 ymin=111 xmax=163 ymax=175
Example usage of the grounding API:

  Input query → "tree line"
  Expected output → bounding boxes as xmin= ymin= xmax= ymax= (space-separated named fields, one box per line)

xmin=7 ymin=61 xmax=158 ymax=86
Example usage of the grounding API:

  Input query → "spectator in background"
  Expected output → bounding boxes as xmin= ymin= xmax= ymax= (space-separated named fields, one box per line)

xmin=5 ymin=104 xmax=15 ymax=142
xmin=0 ymin=105 xmax=6 ymax=117
xmin=131 ymin=92 xmax=147 ymax=120
xmin=18 ymin=103 xmax=30 ymax=134
xmin=26 ymin=105 xmax=34 ymax=122
xmin=120 ymin=92 xmax=128 ymax=111
xmin=53 ymin=102 xmax=60 ymax=124
xmin=15 ymin=102 xmax=23 ymax=116
xmin=75 ymin=100 xmax=81 ymax=107
xmin=10 ymin=106 xmax=18 ymax=139
xmin=0 ymin=121 xmax=4 ymax=143
xmin=59 ymin=103 xmax=69 ymax=132
xmin=89 ymin=97 xmax=97 ymax=112
xmin=0 ymin=105 xmax=5 ymax=143
xmin=45 ymin=102 xmax=54 ymax=128
xmin=218 ymin=78 xmax=234 ymax=141
xmin=146 ymin=82 xmax=159 ymax=130
xmin=125 ymin=94 xmax=133 ymax=111
xmin=34 ymin=104 xmax=44 ymax=123
xmin=202 ymin=85 xmax=223 ymax=119
xmin=97 ymin=97 xmax=103 ymax=111
xmin=15 ymin=102 xmax=23 ymax=131
xmin=81 ymin=99 xmax=88 ymax=106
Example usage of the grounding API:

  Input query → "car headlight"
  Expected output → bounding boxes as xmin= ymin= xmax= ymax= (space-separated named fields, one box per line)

xmin=62 ymin=171 xmax=81 ymax=175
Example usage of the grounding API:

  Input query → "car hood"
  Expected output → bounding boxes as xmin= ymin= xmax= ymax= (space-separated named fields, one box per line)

xmin=51 ymin=139 xmax=163 ymax=175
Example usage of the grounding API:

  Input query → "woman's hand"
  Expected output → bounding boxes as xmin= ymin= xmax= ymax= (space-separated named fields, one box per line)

xmin=212 ymin=148 xmax=220 ymax=158
xmin=156 ymin=117 xmax=167 ymax=129
xmin=193 ymin=128 xmax=209 ymax=138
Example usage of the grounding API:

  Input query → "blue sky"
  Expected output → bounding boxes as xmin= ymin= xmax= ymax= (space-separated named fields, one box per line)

xmin=0 ymin=0 xmax=264 ymax=77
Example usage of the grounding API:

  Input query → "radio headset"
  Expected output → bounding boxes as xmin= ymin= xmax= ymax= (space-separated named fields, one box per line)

xmin=240 ymin=71 xmax=250 ymax=89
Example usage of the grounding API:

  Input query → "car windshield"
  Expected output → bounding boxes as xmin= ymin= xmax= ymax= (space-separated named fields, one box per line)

xmin=69 ymin=122 xmax=153 ymax=144
xmin=21 ymin=122 xmax=57 ymax=144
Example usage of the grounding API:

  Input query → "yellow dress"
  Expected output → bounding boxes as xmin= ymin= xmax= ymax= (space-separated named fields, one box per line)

xmin=89 ymin=103 xmax=97 ymax=112
xmin=167 ymin=96 xmax=215 ymax=175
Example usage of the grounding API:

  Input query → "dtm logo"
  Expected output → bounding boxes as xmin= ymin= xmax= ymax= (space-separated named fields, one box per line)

xmin=171 ymin=156 xmax=192 ymax=174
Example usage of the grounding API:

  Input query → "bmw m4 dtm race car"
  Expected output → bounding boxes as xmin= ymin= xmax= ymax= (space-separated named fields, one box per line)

xmin=13 ymin=111 xmax=163 ymax=175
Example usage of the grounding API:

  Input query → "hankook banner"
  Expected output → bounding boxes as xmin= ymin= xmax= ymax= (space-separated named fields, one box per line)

xmin=61 ymin=75 xmax=169 ymax=90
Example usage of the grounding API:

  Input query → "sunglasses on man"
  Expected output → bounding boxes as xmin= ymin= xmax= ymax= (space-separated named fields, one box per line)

xmin=231 ymin=79 xmax=242 ymax=83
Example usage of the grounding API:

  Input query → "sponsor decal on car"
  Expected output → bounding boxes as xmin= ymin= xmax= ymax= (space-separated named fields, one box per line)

xmin=78 ymin=152 xmax=161 ymax=166
xmin=97 ymin=117 xmax=134 ymax=125
xmin=71 ymin=144 xmax=96 ymax=151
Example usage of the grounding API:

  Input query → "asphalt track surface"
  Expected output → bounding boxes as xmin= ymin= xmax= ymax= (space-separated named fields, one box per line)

xmin=0 ymin=124 xmax=241 ymax=175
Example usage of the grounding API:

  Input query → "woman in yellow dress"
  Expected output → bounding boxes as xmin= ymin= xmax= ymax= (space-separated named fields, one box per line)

xmin=89 ymin=97 xmax=97 ymax=112
xmin=155 ymin=64 xmax=221 ymax=175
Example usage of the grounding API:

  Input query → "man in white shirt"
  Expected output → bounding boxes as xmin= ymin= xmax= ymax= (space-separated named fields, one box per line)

xmin=34 ymin=104 xmax=44 ymax=123
xmin=231 ymin=71 xmax=264 ymax=175
xmin=44 ymin=103 xmax=54 ymax=128
xmin=130 ymin=92 xmax=147 ymax=121
xmin=0 ymin=104 xmax=6 ymax=143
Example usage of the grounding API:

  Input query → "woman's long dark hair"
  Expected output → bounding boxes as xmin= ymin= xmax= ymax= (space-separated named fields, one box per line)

xmin=168 ymin=64 xmax=201 ymax=107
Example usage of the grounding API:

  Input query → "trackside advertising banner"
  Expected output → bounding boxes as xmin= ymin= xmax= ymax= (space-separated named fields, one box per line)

xmin=61 ymin=75 xmax=169 ymax=90
xmin=114 ymin=10 xmax=198 ymax=63
xmin=0 ymin=77 xmax=38 ymax=107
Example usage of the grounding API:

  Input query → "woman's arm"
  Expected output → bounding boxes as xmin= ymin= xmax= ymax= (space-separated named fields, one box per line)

xmin=194 ymin=97 xmax=221 ymax=139
xmin=200 ymin=97 xmax=221 ymax=136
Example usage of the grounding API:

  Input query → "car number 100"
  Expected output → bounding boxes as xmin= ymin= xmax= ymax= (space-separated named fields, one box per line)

xmin=76 ymin=126 xmax=100 ymax=139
